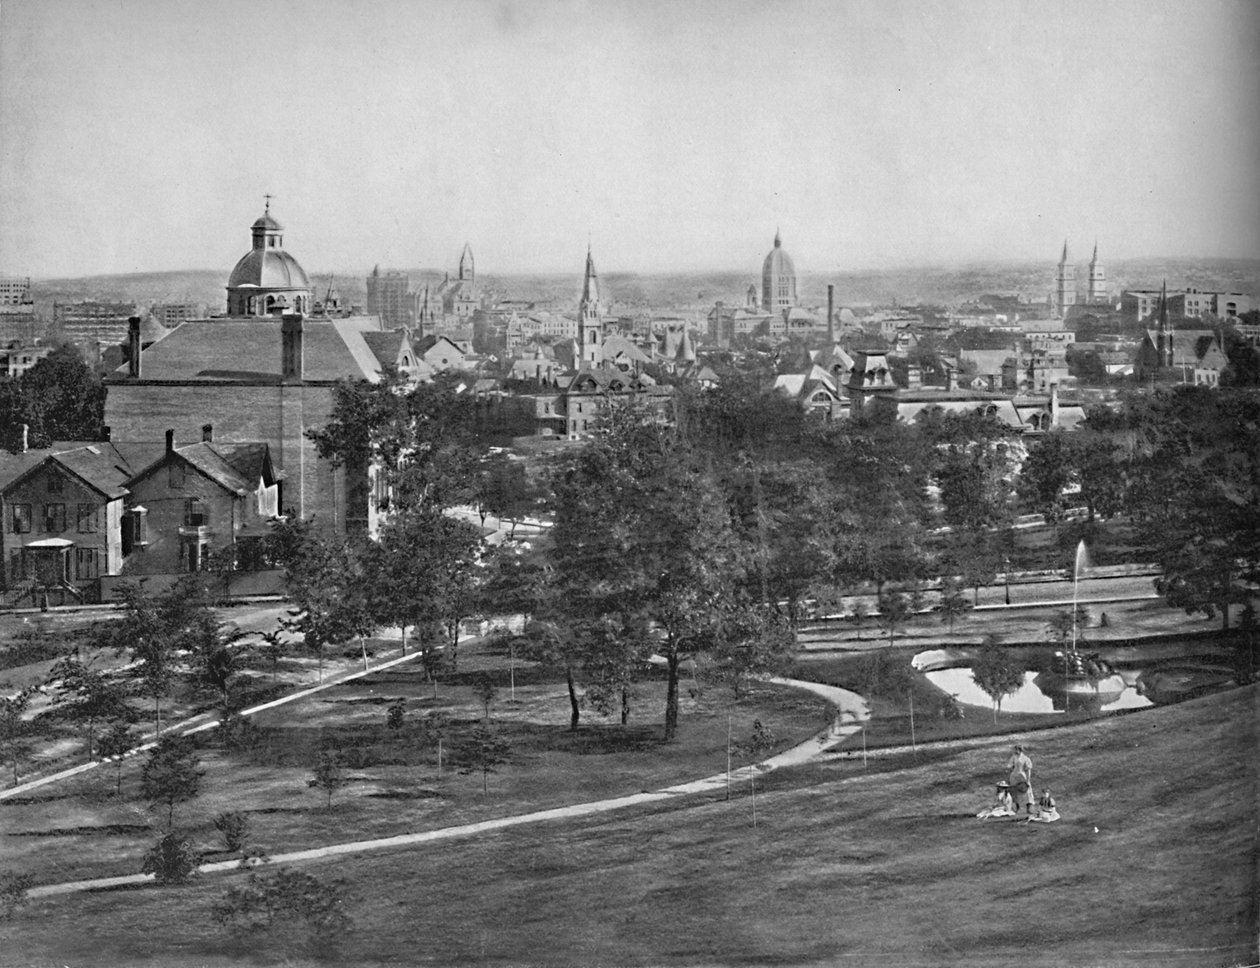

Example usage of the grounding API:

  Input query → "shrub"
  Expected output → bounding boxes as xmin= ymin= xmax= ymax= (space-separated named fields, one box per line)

xmin=141 ymin=833 xmax=203 ymax=885
xmin=213 ymin=811 xmax=250 ymax=853
xmin=212 ymin=868 xmax=355 ymax=945
xmin=0 ymin=870 xmax=35 ymax=920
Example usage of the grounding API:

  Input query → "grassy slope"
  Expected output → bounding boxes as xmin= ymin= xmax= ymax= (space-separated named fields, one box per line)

xmin=5 ymin=684 xmax=1256 ymax=968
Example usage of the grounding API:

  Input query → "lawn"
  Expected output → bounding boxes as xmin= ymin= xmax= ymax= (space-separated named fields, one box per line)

xmin=4 ymin=683 xmax=1254 ymax=967
xmin=0 ymin=641 xmax=829 ymax=888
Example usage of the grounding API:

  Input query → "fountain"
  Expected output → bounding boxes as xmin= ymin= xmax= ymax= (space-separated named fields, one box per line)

xmin=1071 ymin=539 xmax=1088 ymax=654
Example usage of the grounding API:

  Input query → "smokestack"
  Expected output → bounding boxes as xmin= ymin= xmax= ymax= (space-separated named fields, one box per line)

xmin=827 ymin=285 xmax=835 ymax=343
xmin=20 ymin=423 xmax=28 ymax=453
xmin=127 ymin=316 xmax=142 ymax=378
xmin=165 ymin=429 xmax=175 ymax=453
xmin=202 ymin=423 xmax=213 ymax=443
xmin=944 ymin=365 xmax=954 ymax=392
xmin=282 ymin=313 xmax=305 ymax=382
xmin=1050 ymin=383 xmax=1060 ymax=427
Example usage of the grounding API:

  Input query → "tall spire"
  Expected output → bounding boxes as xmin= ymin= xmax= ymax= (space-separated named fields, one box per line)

xmin=581 ymin=244 xmax=600 ymax=308
xmin=1090 ymin=240 xmax=1098 ymax=264
xmin=1060 ymin=239 xmax=1069 ymax=265
xmin=774 ymin=228 xmax=782 ymax=248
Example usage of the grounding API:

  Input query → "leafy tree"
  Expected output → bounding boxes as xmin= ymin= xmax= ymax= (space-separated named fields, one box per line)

xmin=1017 ymin=430 xmax=1077 ymax=529
xmin=876 ymin=589 xmax=914 ymax=648
xmin=0 ymin=687 xmax=39 ymax=787
xmin=476 ymin=451 xmax=535 ymax=536
xmin=97 ymin=720 xmax=136 ymax=795
xmin=309 ymin=749 xmax=346 ymax=809
xmin=936 ymin=577 xmax=972 ymax=633
xmin=99 ymin=582 xmax=177 ymax=735
xmin=46 ymin=654 xmax=132 ymax=761
xmin=1047 ymin=607 xmax=1091 ymax=650
xmin=214 ymin=811 xmax=250 ymax=853
xmin=141 ymin=734 xmax=204 ymax=831
xmin=0 ymin=344 xmax=106 ymax=452
xmin=970 ymin=640 xmax=1024 ymax=724
xmin=473 ymin=675 xmax=497 ymax=723
xmin=455 ymin=724 xmax=511 ymax=794
xmin=386 ymin=699 xmax=405 ymax=731
xmin=705 ymin=605 xmax=795 ymax=701
xmin=141 ymin=833 xmax=203 ymax=885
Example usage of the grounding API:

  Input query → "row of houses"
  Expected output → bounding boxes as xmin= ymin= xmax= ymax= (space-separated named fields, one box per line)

xmin=0 ymin=427 xmax=279 ymax=606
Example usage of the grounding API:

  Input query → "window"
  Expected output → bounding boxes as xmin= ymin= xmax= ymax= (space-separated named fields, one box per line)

xmin=75 ymin=548 xmax=99 ymax=580
xmin=125 ymin=507 xmax=148 ymax=552
xmin=10 ymin=504 xmax=31 ymax=534
xmin=169 ymin=462 xmax=185 ymax=488
xmin=42 ymin=503 xmax=66 ymax=533
xmin=77 ymin=504 xmax=97 ymax=533
xmin=184 ymin=498 xmax=208 ymax=527
xmin=47 ymin=471 xmax=64 ymax=494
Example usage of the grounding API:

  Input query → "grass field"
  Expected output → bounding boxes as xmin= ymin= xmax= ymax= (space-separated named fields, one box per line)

xmin=4 ymin=679 xmax=1254 ymax=967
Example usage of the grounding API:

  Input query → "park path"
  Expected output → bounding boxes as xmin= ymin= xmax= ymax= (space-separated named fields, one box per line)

xmin=25 ymin=676 xmax=869 ymax=899
xmin=0 ymin=637 xmax=420 ymax=803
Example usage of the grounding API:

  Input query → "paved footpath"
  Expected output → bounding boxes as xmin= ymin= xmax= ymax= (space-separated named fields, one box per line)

xmin=26 ymin=676 xmax=869 ymax=899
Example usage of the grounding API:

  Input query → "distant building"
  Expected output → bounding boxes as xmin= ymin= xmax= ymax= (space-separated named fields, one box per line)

xmin=54 ymin=300 xmax=138 ymax=347
xmin=225 ymin=201 xmax=312 ymax=317
xmin=1132 ymin=282 xmax=1228 ymax=385
xmin=0 ymin=276 xmax=38 ymax=341
xmin=0 ymin=340 xmax=53 ymax=378
xmin=1053 ymin=241 xmax=1076 ymax=318
xmin=153 ymin=303 xmax=205 ymax=328
xmin=366 ymin=266 xmax=414 ymax=330
xmin=761 ymin=231 xmax=798 ymax=313
xmin=1121 ymin=287 xmax=1250 ymax=322
xmin=1086 ymin=242 xmax=1106 ymax=304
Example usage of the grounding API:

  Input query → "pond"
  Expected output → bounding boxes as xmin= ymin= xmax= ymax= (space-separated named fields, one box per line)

xmin=913 ymin=644 xmax=1241 ymax=716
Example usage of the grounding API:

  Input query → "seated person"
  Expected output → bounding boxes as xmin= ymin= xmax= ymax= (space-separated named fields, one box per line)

xmin=977 ymin=782 xmax=1016 ymax=819
xmin=1028 ymin=788 xmax=1060 ymax=823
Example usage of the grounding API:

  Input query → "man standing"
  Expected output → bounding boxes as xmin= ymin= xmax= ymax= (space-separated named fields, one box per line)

xmin=1007 ymin=744 xmax=1033 ymax=815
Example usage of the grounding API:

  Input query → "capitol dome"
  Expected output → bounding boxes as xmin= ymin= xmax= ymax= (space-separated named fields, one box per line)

xmin=225 ymin=203 xmax=312 ymax=317
xmin=761 ymin=230 xmax=798 ymax=312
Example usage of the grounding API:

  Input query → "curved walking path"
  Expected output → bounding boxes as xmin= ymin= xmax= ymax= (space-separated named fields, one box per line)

xmin=26 ymin=676 xmax=869 ymax=899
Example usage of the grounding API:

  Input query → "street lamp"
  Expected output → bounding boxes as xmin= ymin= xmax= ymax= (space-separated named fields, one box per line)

xmin=1004 ymin=557 xmax=1011 ymax=606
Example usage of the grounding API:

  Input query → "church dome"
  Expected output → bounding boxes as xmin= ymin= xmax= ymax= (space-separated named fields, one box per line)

xmin=225 ymin=202 xmax=313 ymax=317
xmin=761 ymin=230 xmax=798 ymax=312
xmin=227 ymin=247 xmax=310 ymax=290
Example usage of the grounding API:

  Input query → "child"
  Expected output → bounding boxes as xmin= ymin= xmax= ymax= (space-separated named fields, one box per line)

xmin=1028 ymin=787 xmax=1060 ymax=823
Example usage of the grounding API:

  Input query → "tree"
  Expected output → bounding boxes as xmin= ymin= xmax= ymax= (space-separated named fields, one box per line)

xmin=971 ymin=640 xmax=1024 ymax=723
xmin=213 ymin=811 xmax=250 ymax=853
xmin=141 ymin=734 xmax=204 ymax=831
xmin=1047 ymin=607 xmax=1091 ymax=651
xmin=876 ymin=589 xmax=914 ymax=648
xmin=1017 ymin=430 xmax=1077 ymax=529
xmin=0 ymin=687 xmax=39 ymax=787
xmin=705 ymin=605 xmax=795 ymax=701
xmin=97 ymin=720 xmax=136 ymax=795
xmin=141 ymin=833 xmax=203 ymax=885
xmin=46 ymin=655 xmax=133 ymax=761
xmin=473 ymin=675 xmax=497 ymax=723
xmin=936 ymin=577 xmax=972 ymax=633
xmin=309 ymin=749 xmax=346 ymax=809
xmin=100 ymin=582 xmax=177 ymax=735
xmin=455 ymin=724 xmax=511 ymax=794
xmin=0 ymin=344 xmax=106 ymax=452
xmin=0 ymin=870 xmax=35 ymax=920
xmin=386 ymin=699 xmax=405 ymax=731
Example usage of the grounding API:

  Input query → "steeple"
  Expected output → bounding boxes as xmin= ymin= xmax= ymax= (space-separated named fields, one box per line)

xmin=1157 ymin=279 xmax=1170 ymax=368
xmin=1087 ymin=240 xmax=1106 ymax=304
xmin=1060 ymin=239 xmax=1069 ymax=265
xmin=774 ymin=228 xmax=782 ymax=248
xmin=580 ymin=245 xmax=602 ymax=366
xmin=1053 ymin=239 xmax=1076 ymax=318
xmin=1090 ymin=240 xmax=1098 ymax=265
xmin=458 ymin=243 xmax=474 ymax=286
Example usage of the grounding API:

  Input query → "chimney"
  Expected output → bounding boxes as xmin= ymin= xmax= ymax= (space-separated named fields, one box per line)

xmin=202 ymin=423 xmax=213 ymax=443
xmin=127 ymin=316 xmax=142 ymax=378
xmin=282 ymin=313 xmax=304 ymax=382
xmin=165 ymin=429 xmax=175 ymax=453
xmin=1050 ymin=383 xmax=1060 ymax=427
xmin=20 ymin=423 xmax=28 ymax=453
xmin=944 ymin=365 xmax=954 ymax=392
xmin=827 ymin=284 xmax=835 ymax=343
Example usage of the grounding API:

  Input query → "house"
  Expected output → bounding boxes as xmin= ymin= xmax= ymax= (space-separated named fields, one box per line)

xmin=416 ymin=334 xmax=472 ymax=372
xmin=1134 ymin=328 xmax=1227 ymax=386
xmin=1 ymin=443 xmax=130 ymax=605
xmin=121 ymin=428 xmax=281 ymax=577
xmin=772 ymin=367 xmax=846 ymax=420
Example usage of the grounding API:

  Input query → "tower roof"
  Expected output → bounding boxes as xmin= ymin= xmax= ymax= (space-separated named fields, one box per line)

xmin=228 ymin=204 xmax=310 ymax=292
xmin=580 ymin=246 xmax=600 ymax=309
xmin=763 ymin=232 xmax=796 ymax=279
xmin=1060 ymin=240 xmax=1069 ymax=265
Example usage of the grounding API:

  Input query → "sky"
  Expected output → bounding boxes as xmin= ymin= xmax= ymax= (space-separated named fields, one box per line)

xmin=2 ymin=0 xmax=1258 ymax=278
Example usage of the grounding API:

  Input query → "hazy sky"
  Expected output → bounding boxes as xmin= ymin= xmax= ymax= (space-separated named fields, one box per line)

xmin=2 ymin=0 xmax=1258 ymax=278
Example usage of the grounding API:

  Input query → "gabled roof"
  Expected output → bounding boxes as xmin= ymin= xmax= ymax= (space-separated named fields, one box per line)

xmin=126 ymin=440 xmax=277 ymax=495
xmin=1143 ymin=329 xmax=1227 ymax=368
xmin=362 ymin=330 xmax=410 ymax=368
xmin=110 ymin=317 xmax=386 ymax=383
xmin=0 ymin=442 xmax=143 ymax=500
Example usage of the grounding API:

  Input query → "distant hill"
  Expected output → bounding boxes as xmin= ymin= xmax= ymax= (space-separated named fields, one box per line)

xmin=25 ymin=258 xmax=1260 ymax=318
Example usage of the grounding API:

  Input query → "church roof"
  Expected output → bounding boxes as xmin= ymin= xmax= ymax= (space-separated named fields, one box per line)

xmin=110 ymin=317 xmax=386 ymax=383
xmin=762 ymin=232 xmax=797 ymax=280
xmin=227 ymin=247 xmax=310 ymax=291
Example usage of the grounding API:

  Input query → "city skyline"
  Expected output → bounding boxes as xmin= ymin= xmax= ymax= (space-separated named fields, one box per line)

xmin=2 ymin=0 xmax=1258 ymax=279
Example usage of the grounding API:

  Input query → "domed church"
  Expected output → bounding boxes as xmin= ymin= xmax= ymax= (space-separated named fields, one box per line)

xmin=225 ymin=198 xmax=312 ymax=317
xmin=761 ymin=230 xmax=798 ymax=313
